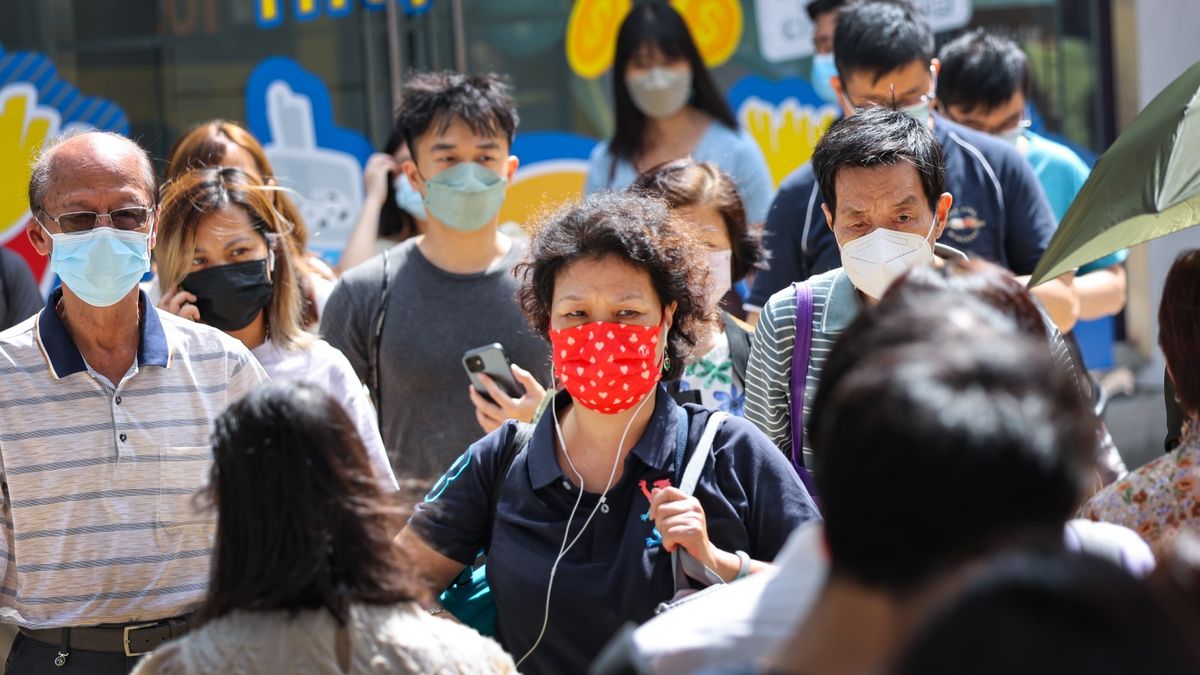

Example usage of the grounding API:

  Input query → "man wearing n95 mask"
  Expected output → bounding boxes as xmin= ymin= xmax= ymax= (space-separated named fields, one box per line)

xmin=744 ymin=107 xmax=965 ymax=470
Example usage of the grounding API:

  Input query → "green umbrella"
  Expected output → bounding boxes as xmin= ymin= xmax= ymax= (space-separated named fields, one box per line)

xmin=1030 ymin=60 xmax=1200 ymax=286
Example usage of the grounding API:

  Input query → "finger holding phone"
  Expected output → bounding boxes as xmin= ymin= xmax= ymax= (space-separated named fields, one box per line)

xmin=463 ymin=344 xmax=548 ymax=433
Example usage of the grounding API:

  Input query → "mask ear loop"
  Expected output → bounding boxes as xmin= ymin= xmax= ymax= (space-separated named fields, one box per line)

xmin=516 ymin=328 xmax=661 ymax=669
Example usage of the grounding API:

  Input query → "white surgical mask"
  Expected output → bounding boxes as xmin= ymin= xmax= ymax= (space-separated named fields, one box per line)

xmin=839 ymin=217 xmax=938 ymax=300
xmin=705 ymin=249 xmax=733 ymax=309
xmin=626 ymin=67 xmax=692 ymax=119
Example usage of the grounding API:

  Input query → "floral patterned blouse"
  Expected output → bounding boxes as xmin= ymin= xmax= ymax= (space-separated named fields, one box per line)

xmin=679 ymin=330 xmax=745 ymax=415
xmin=1079 ymin=419 xmax=1200 ymax=551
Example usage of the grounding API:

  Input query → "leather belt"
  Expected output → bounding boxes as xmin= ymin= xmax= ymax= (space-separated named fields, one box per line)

xmin=20 ymin=616 xmax=191 ymax=657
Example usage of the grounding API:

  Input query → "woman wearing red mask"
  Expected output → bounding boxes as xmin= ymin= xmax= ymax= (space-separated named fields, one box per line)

xmin=398 ymin=192 xmax=818 ymax=675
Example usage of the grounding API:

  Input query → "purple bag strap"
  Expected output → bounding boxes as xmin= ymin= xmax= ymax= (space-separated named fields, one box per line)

xmin=789 ymin=282 xmax=819 ymax=498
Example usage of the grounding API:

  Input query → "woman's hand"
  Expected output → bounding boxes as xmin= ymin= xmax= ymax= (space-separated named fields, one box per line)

xmin=649 ymin=486 xmax=744 ymax=582
xmin=159 ymin=288 xmax=201 ymax=323
xmin=469 ymin=365 xmax=547 ymax=433
xmin=363 ymin=152 xmax=399 ymax=204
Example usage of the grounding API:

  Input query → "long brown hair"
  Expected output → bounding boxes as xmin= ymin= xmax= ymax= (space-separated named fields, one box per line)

xmin=166 ymin=120 xmax=322 ymax=325
xmin=201 ymin=382 xmax=418 ymax=624
xmin=157 ymin=167 xmax=311 ymax=351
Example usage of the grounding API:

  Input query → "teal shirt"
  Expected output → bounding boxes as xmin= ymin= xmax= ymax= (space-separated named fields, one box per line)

xmin=1024 ymin=131 xmax=1126 ymax=273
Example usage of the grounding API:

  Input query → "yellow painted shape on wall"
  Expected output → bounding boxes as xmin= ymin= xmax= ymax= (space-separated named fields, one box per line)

xmin=739 ymin=98 xmax=838 ymax=188
xmin=259 ymin=0 xmax=280 ymax=24
xmin=499 ymin=162 xmax=589 ymax=230
xmin=0 ymin=87 xmax=55 ymax=242
xmin=671 ymin=0 xmax=742 ymax=67
xmin=566 ymin=0 xmax=632 ymax=80
xmin=566 ymin=0 xmax=742 ymax=79
xmin=296 ymin=0 xmax=317 ymax=17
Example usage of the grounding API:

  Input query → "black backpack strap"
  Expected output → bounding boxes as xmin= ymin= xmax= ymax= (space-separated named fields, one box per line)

xmin=484 ymin=421 xmax=533 ymax=552
xmin=723 ymin=312 xmax=752 ymax=388
xmin=367 ymin=249 xmax=391 ymax=420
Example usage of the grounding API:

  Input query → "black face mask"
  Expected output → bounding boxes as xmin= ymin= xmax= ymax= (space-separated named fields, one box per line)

xmin=181 ymin=259 xmax=273 ymax=332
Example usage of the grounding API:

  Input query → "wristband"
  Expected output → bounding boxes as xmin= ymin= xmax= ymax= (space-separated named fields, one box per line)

xmin=427 ymin=606 xmax=447 ymax=617
xmin=735 ymin=550 xmax=751 ymax=580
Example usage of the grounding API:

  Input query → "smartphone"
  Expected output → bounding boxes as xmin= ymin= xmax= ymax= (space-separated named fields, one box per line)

xmin=463 ymin=343 xmax=525 ymax=402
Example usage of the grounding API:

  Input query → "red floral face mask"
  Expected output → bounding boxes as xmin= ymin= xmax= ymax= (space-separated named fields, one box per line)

xmin=549 ymin=320 xmax=665 ymax=414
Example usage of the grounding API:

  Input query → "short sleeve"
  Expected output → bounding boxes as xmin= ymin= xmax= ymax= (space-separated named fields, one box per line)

xmin=227 ymin=343 xmax=269 ymax=401
xmin=715 ymin=415 xmax=819 ymax=561
xmin=727 ymin=130 xmax=775 ymax=225
xmin=584 ymin=141 xmax=614 ymax=196
xmin=320 ymin=268 xmax=376 ymax=384
xmin=408 ymin=423 xmax=515 ymax=565
xmin=748 ymin=170 xmax=813 ymax=308
xmin=322 ymin=341 xmax=398 ymax=491
xmin=999 ymin=154 xmax=1056 ymax=276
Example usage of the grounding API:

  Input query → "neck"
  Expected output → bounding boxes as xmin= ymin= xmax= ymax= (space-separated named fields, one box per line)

xmin=58 ymin=287 xmax=142 ymax=380
xmin=559 ymin=388 xmax=660 ymax=477
xmin=696 ymin=315 xmax=724 ymax=355
xmin=643 ymin=106 xmax=699 ymax=147
xmin=227 ymin=311 xmax=268 ymax=350
xmin=770 ymin=577 xmax=903 ymax=675
xmin=416 ymin=223 xmax=509 ymax=274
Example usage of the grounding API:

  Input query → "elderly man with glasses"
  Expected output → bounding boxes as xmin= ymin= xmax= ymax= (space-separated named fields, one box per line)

xmin=0 ymin=131 xmax=267 ymax=673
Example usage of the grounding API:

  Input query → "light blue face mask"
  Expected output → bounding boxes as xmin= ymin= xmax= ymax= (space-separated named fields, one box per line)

xmin=810 ymin=53 xmax=839 ymax=104
xmin=422 ymin=162 xmax=507 ymax=233
xmin=393 ymin=173 xmax=427 ymax=220
xmin=43 ymin=225 xmax=152 ymax=307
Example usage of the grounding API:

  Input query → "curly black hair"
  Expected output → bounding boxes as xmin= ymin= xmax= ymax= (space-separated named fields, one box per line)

xmin=515 ymin=191 xmax=713 ymax=381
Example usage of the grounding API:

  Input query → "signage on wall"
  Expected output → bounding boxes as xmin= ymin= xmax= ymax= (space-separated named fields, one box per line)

xmin=566 ymin=0 xmax=744 ymax=79
xmin=0 ymin=46 xmax=131 ymax=290
xmin=498 ymin=131 xmax=598 ymax=232
xmin=727 ymin=75 xmax=839 ymax=188
xmin=245 ymin=57 xmax=373 ymax=265
xmin=255 ymin=0 xmax=430 ymax=29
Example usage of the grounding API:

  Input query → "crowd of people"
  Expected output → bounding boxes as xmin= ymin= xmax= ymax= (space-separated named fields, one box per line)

xmin=0 ymin=0 xmax=1196 ymax=673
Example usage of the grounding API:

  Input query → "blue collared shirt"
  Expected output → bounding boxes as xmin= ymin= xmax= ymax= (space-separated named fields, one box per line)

xmin=0 ymin=289 xmax=268 ymax=628
xmin=410 ymin=386 xmax=818 ymax=675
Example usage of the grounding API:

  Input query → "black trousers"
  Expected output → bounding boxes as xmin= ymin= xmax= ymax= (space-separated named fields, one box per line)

xmin=5 ymin=632 xmax=143 ymax=674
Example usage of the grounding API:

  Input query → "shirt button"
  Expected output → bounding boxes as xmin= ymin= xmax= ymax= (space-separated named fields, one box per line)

xmin=119 ymin=433 xmax=127 ymax=442
xmin=600 ymin=503 xmax=610 ymax=514
xmin=561 ymin=480 xmax=572 ymax=491
xmin=115 ymin=396 xmax=122 ymax=405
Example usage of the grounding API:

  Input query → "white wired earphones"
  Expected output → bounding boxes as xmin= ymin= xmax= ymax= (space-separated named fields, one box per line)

xmin=514 ymin=358 xmax=659 ymax=668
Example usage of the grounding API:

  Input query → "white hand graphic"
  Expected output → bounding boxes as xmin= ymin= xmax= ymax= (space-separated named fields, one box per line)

xmin=263 ymin=81 xmax=364 ymax=257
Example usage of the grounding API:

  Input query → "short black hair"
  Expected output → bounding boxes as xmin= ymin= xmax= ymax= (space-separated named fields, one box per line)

xmin=811 ymin=299 xmax=1097 ymax=593
xmin=834 ymin=1 xmax=933 ymax=86
xmin=395 ymin=71 xmax=518 ymax=160
xmin=938 ymin=29 xmax=1031 ymax=114
xmin=516 ymin=191 xmax=712 ymax=380
xmin=897 ymin=552 xmax=1200 ymax=674
xmin=806 ymin=0 xmax=847 ymax=21
xmin=811 ymin=106 xmax=945 ymax=214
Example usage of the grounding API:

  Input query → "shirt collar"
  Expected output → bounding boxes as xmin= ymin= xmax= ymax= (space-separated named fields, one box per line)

xmin=527 ymin=384 xmax=679 ymax=490
xmin=36 ymin=288 xmax=171 ymax=379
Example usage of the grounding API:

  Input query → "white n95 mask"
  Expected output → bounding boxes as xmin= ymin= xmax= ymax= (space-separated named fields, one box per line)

xmin=839 ymin=218 xmax=938 ymax=300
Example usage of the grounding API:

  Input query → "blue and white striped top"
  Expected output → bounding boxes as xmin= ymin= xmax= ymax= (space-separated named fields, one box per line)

xmin=0 ymin=290 xmax=268 ymax=628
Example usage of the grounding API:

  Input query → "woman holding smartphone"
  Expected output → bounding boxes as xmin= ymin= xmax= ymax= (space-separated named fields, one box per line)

xmin=156 ymin=167 xmax=397 ymax=492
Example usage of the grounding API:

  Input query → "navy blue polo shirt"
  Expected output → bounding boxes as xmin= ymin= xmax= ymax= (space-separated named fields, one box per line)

xmin=748 ymin=114 xmax=1057 ymax=308
xmin=409 ymin=386 xmax=818 ymax=675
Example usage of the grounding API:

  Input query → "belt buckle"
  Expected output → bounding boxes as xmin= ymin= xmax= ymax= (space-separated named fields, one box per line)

xmin=122 ymin=622 xmax=159 ymax=657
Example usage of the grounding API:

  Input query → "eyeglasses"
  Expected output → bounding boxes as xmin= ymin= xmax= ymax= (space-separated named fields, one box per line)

xmin=38 ymin=207 xmax=155 ymax=235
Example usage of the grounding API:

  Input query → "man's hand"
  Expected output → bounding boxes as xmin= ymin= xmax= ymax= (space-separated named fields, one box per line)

xmin=468 ymin=364 xmax=547 ymax=433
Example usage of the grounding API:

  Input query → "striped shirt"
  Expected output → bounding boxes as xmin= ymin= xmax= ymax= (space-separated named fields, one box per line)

xmin=745 ymin=248 xmax=1078 ymax=471
xmin=0 ymin=290 xmax=267 ymax=628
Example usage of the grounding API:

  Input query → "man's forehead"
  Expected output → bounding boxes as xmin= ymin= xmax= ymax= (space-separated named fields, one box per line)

xmin=843 ymin=61 xmax=930 ymax=96
xmin=420 ymin=115 xmax=506 ymax=150
xmin=834 ymin=164 xmax=925 ymax=205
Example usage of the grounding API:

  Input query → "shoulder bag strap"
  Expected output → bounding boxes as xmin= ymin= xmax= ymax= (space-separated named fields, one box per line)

xmin=484 ymin=422 xmax=533 ymax=553
xmin=723 ymin=312 xmax=752 ymax=388
xmin=672 ymin=411 xmax=731 ymax=592
xmin=368 ymin=249 xmax=391 ymax=421
xmin=789 ymin=282 xmax=821 ymax=500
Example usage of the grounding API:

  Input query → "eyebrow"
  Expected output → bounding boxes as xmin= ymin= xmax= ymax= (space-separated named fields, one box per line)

xmin=429 ymin=142 xmax=457 ymax=152
xmin=193 ymin=235 xmax=255 ymax=253
xmin=893 ymin=196 xmax=920 ymax=208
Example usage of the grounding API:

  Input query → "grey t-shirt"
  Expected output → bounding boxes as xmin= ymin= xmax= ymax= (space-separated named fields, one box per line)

xmin=321 ymin=238 xmax=550 ymax=494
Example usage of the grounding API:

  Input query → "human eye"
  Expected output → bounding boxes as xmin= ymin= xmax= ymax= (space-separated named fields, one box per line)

xmin=191 ymin=256 xmax=206 ymax=267
xmin=616 ymin=309 xmax=643 ymax=319
xmin=896 ymin=213 xmax=912 ymax=223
